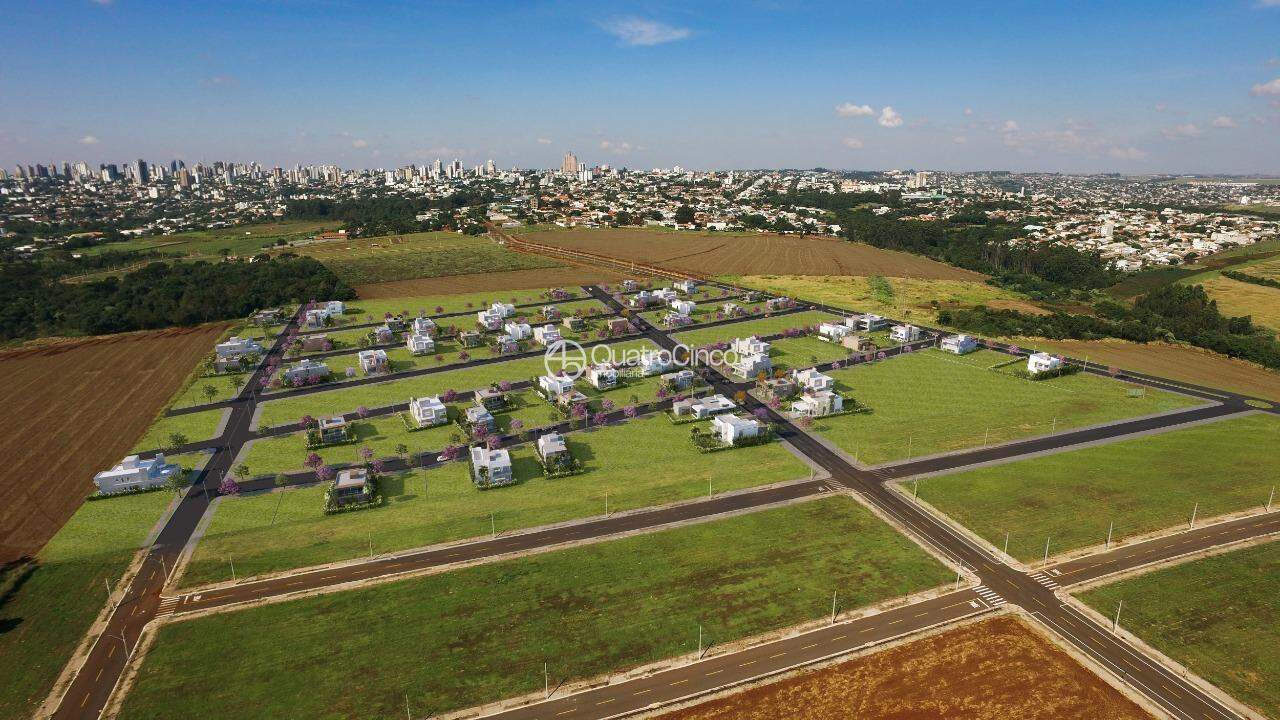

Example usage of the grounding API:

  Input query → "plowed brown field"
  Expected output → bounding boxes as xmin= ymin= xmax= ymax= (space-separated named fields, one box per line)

xmin=657 ymin=616 xmax=1151 ymax=720
xmin=0 ymin=325 xmax=225 ymax=561
xmin=513 ymin=228 xmax=983 ymax=280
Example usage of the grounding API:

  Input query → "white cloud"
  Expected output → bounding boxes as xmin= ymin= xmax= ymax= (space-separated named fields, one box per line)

xmin=351 ymin=138 xmax=369 ymax=149
xmin=599 ymin=140 xmax=636 ymax=155
xmin=536 ymin=137 xmax=552 ymax=145
xmin=1161 ymin=123 xmax=1202 ymax=140
xmin=77 ymin=135 xmax=100 ymax=145
xmin=963 ymin=107 xmax=973 ymax=116
xmin=877 ymin=106 xmax=903 ymax=128
xmin=1000 ymin=119 xmax=1020 ymax=133
xmin=599 ymin=17 xmax=691 ymax=47
xmin=1211 ymin=115 xmax=1237 ymax=128
xmin=835 ymin=102 xmax=874 ymax=117
xmin=840 ymin=137 xmax=863 ymax=149
xmin=1251 ymin=78 xmax=1280 ymax=96
xmin=1108 ymin=146 xmax=1148 ymax=161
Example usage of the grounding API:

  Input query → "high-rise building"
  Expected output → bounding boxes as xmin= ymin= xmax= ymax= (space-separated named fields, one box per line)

xmin=134 ymin=159 xmax=150 ymax=185
xmin=561 ymin=151 xmax=579 ymax=175
xmin=485 ymin=158 xmax=496 ymax=176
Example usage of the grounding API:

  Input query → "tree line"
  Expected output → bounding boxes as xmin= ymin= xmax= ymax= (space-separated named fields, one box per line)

xmin=286 ymin=191 xmax=493 ymax=237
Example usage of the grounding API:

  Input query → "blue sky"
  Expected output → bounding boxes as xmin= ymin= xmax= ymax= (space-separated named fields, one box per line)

xmin=2 ymin=0 xmax=1278 ymax=173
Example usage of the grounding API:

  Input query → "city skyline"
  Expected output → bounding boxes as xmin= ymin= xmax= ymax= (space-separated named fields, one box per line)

xmin=2 ymin=0 xmax=1279 ymax=174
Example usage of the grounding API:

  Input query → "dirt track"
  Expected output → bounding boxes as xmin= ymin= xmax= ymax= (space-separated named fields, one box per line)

xmin=0 ymin=325 xmax=226 ymax=561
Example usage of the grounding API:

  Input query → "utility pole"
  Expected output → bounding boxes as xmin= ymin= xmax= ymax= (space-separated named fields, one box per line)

xmin=105 ymin=578 xmax=116 ymax=611
xmin=604 ymin=492 xmax=609 ymax=517
xmin=708 ymin=476 xmax=713 ymax=497
xmin=544 ymin=662 xmax=550 ymax=698
xmin=229 ymin=556 xmax=236 ymax=582
xmin=1003 ymin=531 xmax=1010 ymax=557
xmin=369 ymin=537 xmax=373 ymax=558
xmin=983 ymin=426 xmax=989 ymax=446
xmin=1043 ymin=536 xmax=1050 ymax=565
xmin=912 ymin=478 xmax=919 ymax=500
xmin=490 ymin=512 xmax=496 ymax=539
xmin=698 ymin=624 xmax=703 ymax=657
xmin=1189 ymin=502 xmax=1198 ymax=530
xmin=405 ymin=694 xmax=411 ymax=720
xmin=1106 ymin=521 xmax=1113 ymax=549
xmin=115 ymin=631 xmax=132 ymax=660
xmin=1051 ymin=416 xmax=1057 ymax=433
xmin=1268 ymin=486 xmax=1275 ymax=512
xmin=831 ymin=591 xmax=838 ymax=624
xmin=1112 ymin=600 xmax=1123 ymax=634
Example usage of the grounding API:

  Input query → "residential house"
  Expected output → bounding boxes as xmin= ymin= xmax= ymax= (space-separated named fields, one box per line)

xmin=465 ymin=405 xmax=497 ymax=434
xmin=675 ymin=279 xmax=699 ymax=294
xmin=556 ymin=389 xmax=591 ymax=411
xmin=629 ymin=290 xmax=656 ymax=308
xmin=730 ymin=336 xmax=770 ymax=357
xmin=408 ymin=396 xmax=448 ymax=427
xmin=459 ymin=331 xmax=484 ymax=348
xmin=318 ymin=416 xmax=349 ymax=444
xmin=539 ymin=374 xmax=575 ymax=397
xmin=372 ymin=325 xmax=395 ymax=344
xmin=304 ymin=308 xmax=331 ymax=329
xmin=323 ymin=300 xmax=346 ymax=315
xmin=792 ymin=390 xmax=844 ymax=417
xmin=760 ymin=377 xmax=798 ymax=399
xmin=475 ymin=388 xmax=507 ymax=410
xmin=300 ymin=334 xmax=329 ymax=352
xmin=406 ymin=333 xmax=435 ymax=355
xmin=494 ymin=334 xmax=520 ymax=354
xmin=490 ymin=302 xmax=516 ymax=318
xmin=505 ymin=321 xmax=532 ymax=340
xmin=711 ymin=414 xmax=762 ymax=446
xmin=791 ymin=368 xmax=834 ymax=392
xmin=411 ymin=316 xmax=437 ymax=335
xmin=890 ymin=324 xmax=922 ymax=343
xmin=606 ymin=317 xmax=630 ymax=335
xmin=842 ymin=334 xmax=875 ymax=352
xmin=470 ymin=446 xmax=514 ymax=487
xmin=940 ymin=334 xmax=979 ymax=355
xmin=476 ymin=309 xmax=504 ymax=331
xmin=653 ymin=288 xmax=679 ymax=303
xmin=331 ymin=468 xmax=371 ymax=507
xmin=723 ymin=302 xmax=742 ymax=316
xmin=672 ymin=394 xmax=736 ymax=419
xmin=536 ymin=432 xmax=569 ymax=463
xmin=636 ymin=349 xmax=674 ymax=376
xmin=620 ymin=280 xmax=639 ymax=292
xmin=563 ymin=315 xmax=586 ymax=332
xmin=764 ymin=296 xmax=792 ymax=311
xmin=660 ymin=369 xmax=695 ymax=391
xmin=586 ymin=364 xmax=617 ymax=390
xmin=282 ymin=358 xmax=331 ymax=384
xmin=358 ymin=349 xmax=389 ymax=374
xmin=214 ymin=336 xmax=264 ymax=371
xmin=859 ymin=314 xmax=888 ymax=331
xmin=533 ymin=324 xmax=562 ymax=346
xmin=670 ymin=299 xmax=696 ymax=316
xmin=541 ymin=305 xmax=562 ymax=320
xmin=817 ymin=322 xmax=853 ymax=342
xmin=663 ymin=311 xmax=692 ymax=328
xmin=251 ymin=308 xmax=283 ymax=326
xmin=93 ymin=454 xmax=180 ymax=494
xmin=731 ymin=352 xmax=773 ymax=379
xmin=1027 ymin=352 xmax=1064 ymax=375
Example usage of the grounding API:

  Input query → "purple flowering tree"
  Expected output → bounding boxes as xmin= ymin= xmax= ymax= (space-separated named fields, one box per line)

xmin=315 ymin=464 xmax=334 ymax=482
xmin=622 ymin=405 xmax=638 ymax=419
xmin=299 ymin=415 xmax=315 ymax=430
xmin=218 ymin=476 xmax=241 ymax=496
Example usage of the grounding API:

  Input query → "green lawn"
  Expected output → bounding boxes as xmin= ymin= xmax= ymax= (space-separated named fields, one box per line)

xmin=0 ymin=491 xmax=175 ymax=720
xmin=913 ymin=413 xmax=1280 ymax=562
xmin=185 ymin=414 xmax=809 ymax=586
xmin=671 ymin=310 xmax=840 ymax=347
xmin=130 ymin=409 xmax=226 ymax=452
xmin=169 ymin=373 xmax=246 ymax=409
xmin=77 ymin=219 xmax=339 ymax=259
xmin=256 ymin=339 xmax=658 ymax=427
xmin=1078 ymin=541 xmax=1280 ymax=718
xmin=808 ymin=349 xmax=1200 ymax=465
xmin=123 ymin=496 xmax=950 ymax=720
xmin=768 ymin=336 xmax=850 ymax=370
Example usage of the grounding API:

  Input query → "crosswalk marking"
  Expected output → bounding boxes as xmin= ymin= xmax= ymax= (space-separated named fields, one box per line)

xmin=973 ymin=585 xmax=1006 ymax=607
xmin=1030 ymin=572 xmax=1061 ymax=590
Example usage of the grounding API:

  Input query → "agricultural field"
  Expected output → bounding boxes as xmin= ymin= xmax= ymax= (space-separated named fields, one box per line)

xmin=1078 ymin=541 xmax=1280 ymax=719
xmin=659 ymin=615 xmax=1151 ymax=720
xmin=0 ymin=324 xmax=226 ymax=562
xmin=671 ymin=310 xmax=842 ymax=347
xmin=121 ymin=496 xmax=951 ymax=720
xmin=0 ymin=489 xmax=176 ymax=720
xmin=1194 ymin=275 xmax=1280 ymax=335
xmin=129 ymin=408 xmax=226 ymax=453
xmin=184 ymin=413 xmax=810 ymax=586
xmin=811 ymin=348 xmax=1198 ymax=465
xmin=289 ymin=231 xmax=562 ymax=285
xmin=352 ymin=264 xmax=635 ymax=300
xmin=75 ymin=219 xmax=339 ymax=259
xmin=1236 ymin=254 xmax=1280 ymax=280
xmin=254 ymin=339 xmax=658 ymax=428
xmin=511 ymin=227 xmax=984 ymax=280
xmin=730 ymin=274 xmax=1047 ymax=324
xmin=913 ymin=413 xmax=1280 ymax=562
xmin=1017 ymin=337 xmax=1280 ymax=403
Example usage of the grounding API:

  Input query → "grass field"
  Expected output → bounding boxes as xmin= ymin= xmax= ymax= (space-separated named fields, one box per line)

xmin=75 ymin=219 xmax=339 ymax=259
xmin=729 ymin=274 xmax=1046 ymax=324
xmin=352 ymin=264 xmax=636 ymax=300
xmin=659 ymin=615 xmax=1151 ymax=720
xmin=767 ymin=336 xmax=851 ymax=369
xmin=291 ymin=231 xmax=562 ymax=285
xmin=184 ymin=413 xmax=810 ymax=586
xmin=914 ymin=413 xmax=1280 ymax=562
xmin=1078 ymin=541 xmax=1280 ymax=718
xmin=810 ymin=349 xmax=1198 ymax=465
xmin=1194 ymin=275 xmax=1280 ymax=335
xmin=0 ymin=490 xmax=174 ymax=720
xmin=512 ymin=227 xmax=984 ymax=280
xmin=1017 ymin=337 xmax=1280 ymax=403
xmin=671 ymin=311 xmax=841 ymax=347
xmin=342 ymin=287 xmax=591 ymax=319
xmin=255 ymin=339 xmax=658 ymax=427
xmin=122 ymin=496 xmax=949 ymax=720
xmin=0 ymin=325 xmax=227 ymax=562
xmin=1238 ymin=254 xmax=1280 ymax=281
xmin=129 ymin=408 xmax=226 ymax=452
xmin=168 ymin=372 xmax=246 ymax=409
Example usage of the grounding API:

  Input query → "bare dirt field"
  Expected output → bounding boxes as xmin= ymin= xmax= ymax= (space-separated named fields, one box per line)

xmin=0 ymin=325 xmax=225 ymax=561
xmin=657 ymin=615 xmax=1151 ymax=720
xmin=1018 ymin=337 xmax=1280 ymax=403
xmin=511 ymin=227 xmax=983 ymax=281
xmin=354 ymin=263 xmax=636 ymax=299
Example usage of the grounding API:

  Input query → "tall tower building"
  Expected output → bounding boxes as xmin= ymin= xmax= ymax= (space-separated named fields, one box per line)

xmin=134 ymin=159 xmax=150 ymax=185
xmin=561 ymin=151 xmax=579 ymax=175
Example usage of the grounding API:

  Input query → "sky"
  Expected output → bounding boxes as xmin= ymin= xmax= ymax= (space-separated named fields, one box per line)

xmin=2 ymin=0 xmax=1279 ymax=174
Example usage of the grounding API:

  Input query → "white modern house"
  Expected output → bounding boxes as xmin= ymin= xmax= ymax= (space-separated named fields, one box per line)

xmin=891 ymin=324 xmax=922 ymax=343
xmin=723 ymin=302 xmax=741 ymax=316
xmin=585 ymin=364 xmax=617 ymax=390
xmin=282 ymin=358 xmax=331 ymax=383
xmin=793 ymin=390 xmax=843 ymax=417
xmin=331 ymin=468 xmax=372 ymax=507
xmin=411 ymin=316 xmax=437 ymax=335
xmin=490 ymin=302 xmax=516 ymax=318
xmin=1027 ymin=352 xmax=1064 ymax=375
xmin=620 ymin=279 xmax=639 ymax=292
xmin=731 ymin=352 xmax=772 ymax=379
xmin=408 ymin=395 xmax=448 ymax=427
xmin=541 ymin=305 xmax=562 ymax=320
xmin=629 ymin=290 xmax=657 ymax=308
xmin=470 ymin=446 xmax=514 ymax=487
xmin=539 ymin=374 xmax=575 ymax=397
xmin=675 ymin=279 xmax=699 ymax=294
xmin=817 ymin=322 xmax=853 ymax=342
xmin=859 ymin=314 xmax=888 ymax=331
xmin=661 ymin=369 xmax=696 ymax=390
xmin=730 ymin=336 xmax=771 ymax=357
xmin=93 ymin=454 xmax=180 ymax=494
xmin=358 ymin=349 xmax=389 ymax=374
xmin=941 ymin=334 xmax=979 ymax=355
xmin=791 ymin=368 xmax=835 ymax=392
xmin=214 ymin=336 xmax=264 ymax=371
xmin=712 ymin=415 xmax=762 ymax=446
xmin=653 ymin=288 xmax=679 ymax=303
xmin=672 ymin=394 xmax=736 ymax=419
xmin=323 ymin=300 xmax=346 ymax=315
xmin=476 ymin=309 xmax=504 ymax=331
xmin=465 ymin=405 xmax=496 ymax=433
xmin=406 ymin=333 xmax=435 ymax=355
xmin=505 ymin=321 xmax=532 ymax=341
xmin=764 ymin=296 xmax=792 ymax=311
xmin=536 ymin=432 xmax=569 ymax=463
xmin=533 ymin=324 xmax=562 ymax=346
xmin=636 ymin=349 xmax=674 ymax=376
xmin=670 ymin=299 xmax=696 ymax=316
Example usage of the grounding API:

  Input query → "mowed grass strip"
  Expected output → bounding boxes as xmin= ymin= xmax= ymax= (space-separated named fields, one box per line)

xmin=122 ymin=496 xmax=951 ymax=720
xmin=1078 ymin=541 xmax=1280 ymax=718
xmin=0 ymin=492 xmax=173 ymax=720
xmin=671 ymin=310 xmax=841 ymax=347
xmin=811 ymin=349 xmax=1199 ymax=465
xmin=184 ymin=414 xmax=809 ymax=586
xmin=915 ymin=413 xmax=1280 ymax=562
xmin=130 ymin=408 xmax=226 ymax=452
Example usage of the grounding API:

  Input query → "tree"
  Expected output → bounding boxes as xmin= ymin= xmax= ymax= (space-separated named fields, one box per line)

xmin=674 ymin=204 xmax=696 ymax=224
xmin=164 ymin=470 xmax=187 ymax=496
xmin=395 ymin=443 xmax=409 ymax=459
xmin=166 ymin=432 xmax=188 ymax=451
xmin=218 ymin=476 xmax=241 ymax=496
xmin=233 ymin=464 xmax=250 ymax=481
xmin=201 ymin=385 xmax=218 ymax=403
